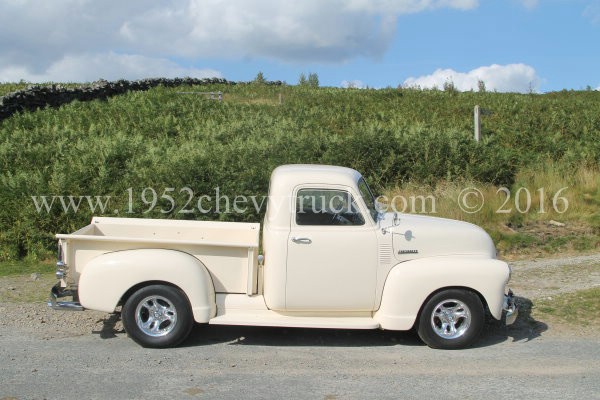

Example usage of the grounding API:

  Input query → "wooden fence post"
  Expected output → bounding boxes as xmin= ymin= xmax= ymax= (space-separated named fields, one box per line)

xmin=474 ymin=105 xmax=481 ymax=142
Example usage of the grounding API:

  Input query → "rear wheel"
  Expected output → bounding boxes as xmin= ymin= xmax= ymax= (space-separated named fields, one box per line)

xmin=122 ymin=284 xmax=193 ymax=348
xmin=417 ymin=289 xmax=484 ymax=349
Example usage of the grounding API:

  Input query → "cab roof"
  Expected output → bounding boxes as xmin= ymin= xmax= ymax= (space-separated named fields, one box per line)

xmin=269 ymin=164 xmax=362 ymax=190
xmin=265 ymin=165 xmax=364 ymax=226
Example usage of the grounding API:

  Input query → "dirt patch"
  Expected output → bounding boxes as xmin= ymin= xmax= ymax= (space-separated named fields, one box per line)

xmin=0 ymin=274 xmax=123 ymax=339
xmin=0 ymin=302 xmax=124 ymax=340
xmin=500 ymin=221 xmax=600 ymax=261
xmin=502 ymin=253 xmax=600 ymax=337
xmin=508 ymin=254 xmax=600 ymax=299
xmin=1 ymin=273 xmax=56 ymax=303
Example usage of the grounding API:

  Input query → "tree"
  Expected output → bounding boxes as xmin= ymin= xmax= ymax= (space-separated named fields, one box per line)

xmin=298 ymin=73 xmax=307 ymax=86
xmin=254 ymin=71 xmax=266 ymax=85
xmin=477 ymin=79 xmax=486 ymax=93
xmin=443 ymin=79 xmax=457 ymax=93
xmin=307 ymin=73 xmax=319 ymax=88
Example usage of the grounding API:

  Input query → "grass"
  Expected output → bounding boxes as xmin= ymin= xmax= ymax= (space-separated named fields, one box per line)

xmin=533 ymin=287 xmax=600 ymax=326
xmin=0 ymin=82 xmax=85 ymax=97
xmin=0 ymin=260 xmax=55 ymax=303
xmin=383 ymin=164 xmax=600 ymax=258
xmin=0 ymin=260 xmax=54 ymax=276
xmin=0 ymin=82 xmax=31 ymax=96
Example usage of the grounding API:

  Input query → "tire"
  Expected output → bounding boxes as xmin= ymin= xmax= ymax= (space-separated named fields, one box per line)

xmin=122 ymin=284 xmax=194 ymax=348
xmin=417 ymin=289 xmax=484 ymax=350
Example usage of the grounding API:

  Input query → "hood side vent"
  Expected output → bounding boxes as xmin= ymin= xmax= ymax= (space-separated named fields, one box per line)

xmin=379 ymin=243 xmax=393 ymax=265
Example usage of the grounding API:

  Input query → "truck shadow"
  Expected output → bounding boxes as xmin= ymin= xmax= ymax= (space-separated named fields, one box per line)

xmin=476 ymin=296 xmax=548 ymax=348
xmin=185 ymin=324 xmax=423 ymax=348
xmin=92 ymin=312 xmax=125 ymax=339
xmin=92 ymin=295 xmax=549 ymax=348
xmin=182 ymin=295 xmax=548 ymax=349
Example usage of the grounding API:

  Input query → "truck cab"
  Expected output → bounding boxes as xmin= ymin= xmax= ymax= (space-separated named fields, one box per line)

xmin=49 ymin=164 xmax=517 ymax=349
xmin=263 ymin=165 xmax=380 ymax=312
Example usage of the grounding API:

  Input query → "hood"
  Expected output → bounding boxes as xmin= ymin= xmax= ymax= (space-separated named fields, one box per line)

xmin=380 ymin=213 xmax=496 ymax=261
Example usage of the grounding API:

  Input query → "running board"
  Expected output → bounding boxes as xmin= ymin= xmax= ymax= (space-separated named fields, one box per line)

xmin=210 ymin=310 xmax=379 ymax=329
xmin=210 ymin=294 xmax=380 ymax=329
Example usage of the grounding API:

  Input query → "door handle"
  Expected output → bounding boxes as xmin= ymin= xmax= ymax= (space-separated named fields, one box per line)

xmin=291 ymin=237 xmax=312 ymax=244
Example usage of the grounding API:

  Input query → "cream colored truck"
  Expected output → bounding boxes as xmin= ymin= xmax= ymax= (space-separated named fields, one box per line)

xmin=49 ymin=164 xmax=517 ymax=349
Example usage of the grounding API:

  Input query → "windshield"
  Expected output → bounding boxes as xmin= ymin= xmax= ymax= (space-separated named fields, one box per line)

xmin=357 ymin=177 xmax=379 ymax=223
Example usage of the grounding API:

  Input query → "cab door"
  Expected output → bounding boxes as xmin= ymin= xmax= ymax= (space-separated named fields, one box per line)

xmin=285 ymin=187 xmax=378 ymax=311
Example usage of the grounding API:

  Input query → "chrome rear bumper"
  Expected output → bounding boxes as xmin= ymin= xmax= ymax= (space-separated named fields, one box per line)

xmin=47 ymin=283 xmax=84 ymax=311
xmin=503 ymin=289 xmax=518 ymax=325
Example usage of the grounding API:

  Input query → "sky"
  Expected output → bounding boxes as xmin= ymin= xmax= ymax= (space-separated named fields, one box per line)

xmin=0 ymin=0 xmax=598 ymax=93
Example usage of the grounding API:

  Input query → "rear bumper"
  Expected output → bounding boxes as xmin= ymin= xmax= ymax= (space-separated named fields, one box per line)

xmin=503 ymin=289 xmax=518 ymax=325
xmin=47 ymin=283 xmax=84 ymax=311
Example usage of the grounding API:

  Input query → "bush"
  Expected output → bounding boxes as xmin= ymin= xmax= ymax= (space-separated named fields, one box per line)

xmin=0 ymin=83 xmax=598 ymax=259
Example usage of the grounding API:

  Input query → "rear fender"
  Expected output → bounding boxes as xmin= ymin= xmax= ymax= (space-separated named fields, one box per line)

xmin=78 ymin=249 xmax=216 ymax=322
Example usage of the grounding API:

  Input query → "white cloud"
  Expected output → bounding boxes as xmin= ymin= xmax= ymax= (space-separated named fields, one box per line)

xmin=403 ymin=64 xmax=540 ymax=93
xmin=0 ymin=53 xmax=221 ymax=83
xmin=583 ymin=3 xmax=600 ymax=24
xmin=518 ymin=0 xmax=538 ymax=9
xmin=345 ymin=0 xmax=478 ymax=14
xmin=341 ymin=80 xmax=367 ymax=89
xmin=0 ymin=0 xmax=479 ymax=82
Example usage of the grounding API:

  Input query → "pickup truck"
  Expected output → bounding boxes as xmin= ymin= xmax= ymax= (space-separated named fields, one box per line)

xmin=49 ymin=164 xmax=517 ymax=349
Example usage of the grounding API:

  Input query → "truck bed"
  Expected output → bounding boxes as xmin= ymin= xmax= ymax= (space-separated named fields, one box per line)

xmin=57 ymin=217 xmax=260 ymax=294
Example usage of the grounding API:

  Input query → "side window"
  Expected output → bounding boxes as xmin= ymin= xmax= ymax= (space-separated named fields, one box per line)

xmin=295 ymin=189 xmax=365 ymax=226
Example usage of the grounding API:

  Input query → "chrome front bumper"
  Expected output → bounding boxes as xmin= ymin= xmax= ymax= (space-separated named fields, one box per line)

xmin=503 ymin=289 xmax=518 ymax=325
xmin=47 ymin=283 xmax=84 ymax=311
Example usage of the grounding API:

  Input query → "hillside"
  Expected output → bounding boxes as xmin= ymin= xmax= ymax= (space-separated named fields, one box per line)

xmin=0 ymin=82 xmax=598 ymax=260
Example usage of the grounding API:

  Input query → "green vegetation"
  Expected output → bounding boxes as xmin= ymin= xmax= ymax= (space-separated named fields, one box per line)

xmin=0 ymin=82 xmax=599 ymax=261
xmin=534 ymin=287 xmax=600 ymax=326
xmin=0 ymin=82 xmax=30 ymax=96
xmin=307 ymin=73 xmax=319 ymax=88
xmin=0 ymin=82 xmax=82 ymax=96
xmin=0 ymin=260 xmax=54 ymax=276
xmin=298 ymin=73 xmax=319 ymax=87
xmin=253 ymin=72 xmax=266 ymax=85
xmin=385 ymin=162 xmax=600 ymax=257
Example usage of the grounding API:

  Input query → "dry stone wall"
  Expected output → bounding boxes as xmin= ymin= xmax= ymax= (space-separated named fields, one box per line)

xmin=0 ymin=77 xmax=283 ymax=122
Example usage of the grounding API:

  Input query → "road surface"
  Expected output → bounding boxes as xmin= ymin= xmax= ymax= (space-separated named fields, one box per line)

xmin=1 ymin=322 xmax=598 ymax=400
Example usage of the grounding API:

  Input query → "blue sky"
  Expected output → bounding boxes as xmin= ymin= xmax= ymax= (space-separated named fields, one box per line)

xmin=1 ymin=0 xmax=598 ymax=92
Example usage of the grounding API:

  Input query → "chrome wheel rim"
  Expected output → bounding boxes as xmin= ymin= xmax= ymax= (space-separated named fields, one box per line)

xmin=430 ymin=298 xmax=471 ymax=340
xmin=135 ymin=295 xmax=178 ymax=337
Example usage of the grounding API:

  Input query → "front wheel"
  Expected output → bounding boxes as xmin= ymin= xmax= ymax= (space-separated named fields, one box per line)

xmin=417 ymin=289 xmax=484 ymax=350
xmin=122 ymin=284 xmax=194 ymax=348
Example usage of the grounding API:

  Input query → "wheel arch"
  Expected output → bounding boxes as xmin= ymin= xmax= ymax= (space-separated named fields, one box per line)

xmin=78 ymin=248 xmax=216 ymax=322
xmin=413 ymin=285 xmax=489 ymax=329
xmin=373 ymin=257 xmax=509 ymax=330
xmin=119 ymin=280 xmax=190 ymax=308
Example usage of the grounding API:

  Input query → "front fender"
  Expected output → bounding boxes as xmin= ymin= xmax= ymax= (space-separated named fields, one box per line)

xmin=78 ymin=249 xmax=216 ymax=322
xmin=373 ymin=256 xmax=510 ymax=330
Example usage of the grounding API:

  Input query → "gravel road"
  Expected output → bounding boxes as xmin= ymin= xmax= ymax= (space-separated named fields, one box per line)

xmin=509 ymin=253 xmax=600 ymax=299
xmin=1 ymin=324 xmax=598 ymax=400
xmin=1 ymin=253 xmax=599 ymax=400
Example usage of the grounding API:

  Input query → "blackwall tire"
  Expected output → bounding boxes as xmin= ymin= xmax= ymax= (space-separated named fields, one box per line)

xmin=417 ymin=289 xmax=484 ymax=350
xmin=122 ymin=284 xmax=194 ymax=348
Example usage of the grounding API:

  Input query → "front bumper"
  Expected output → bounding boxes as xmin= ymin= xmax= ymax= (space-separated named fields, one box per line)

xmin=47 ymin=283 xmax=84 ymax=311
xmin=503 ymin=289 xmax=518 ymax=325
